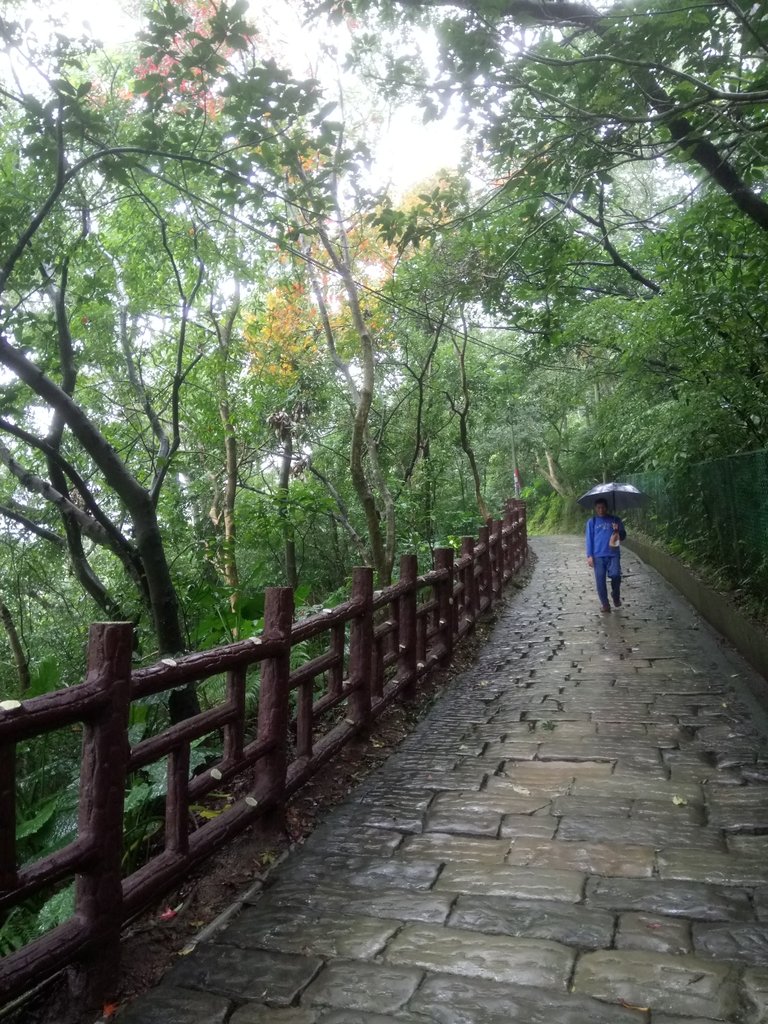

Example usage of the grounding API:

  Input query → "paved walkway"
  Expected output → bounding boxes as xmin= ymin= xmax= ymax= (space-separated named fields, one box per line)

xmin=119 ymin=537 xmax=768 ymax=1024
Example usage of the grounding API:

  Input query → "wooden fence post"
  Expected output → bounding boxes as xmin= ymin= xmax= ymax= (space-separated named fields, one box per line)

xmin=492 ymin=518 xmax=503 ymax=598
xmin=434 ymin=547 xmax=454 ymax=663
xmin=71 ymin=621 xmax=133 ymax=1011
xmin=518 ymin=500 xmax=528 ymax=556
xmin=223 ymin=666 xmax=246 ymax=767
xmin=503 ymin=504 xmax=515 ymax=578
xmin=0 ymin=741 xmax=16 ymax=895
xmin=513 ymin=502 xmax=523 ymax=568
xmin=398 ymin=554 xmax=418 ymax=701
xmin=255 ymin=587 xmax=294 ymax=804
xmin=461 ymin=537 xmax=476 ymax=628
xmin=479 ymin=522 xmax=492 ymax=609
xmin=347 ymin=566 xmax=373 ymax=727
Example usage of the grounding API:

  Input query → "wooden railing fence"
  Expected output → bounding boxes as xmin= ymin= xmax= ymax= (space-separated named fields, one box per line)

xmin=0 ymin=500 xmax=527 ymax=1009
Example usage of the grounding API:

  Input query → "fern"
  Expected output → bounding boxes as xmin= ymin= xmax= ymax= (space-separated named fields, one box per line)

xmin=0 ymin=905 xmax=39 ymax=955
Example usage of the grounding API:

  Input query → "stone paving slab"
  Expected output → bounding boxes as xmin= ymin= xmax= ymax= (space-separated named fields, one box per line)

xmin=585 ymin=876 xmax=755 ymax=920
xmin=384 ymin=922 xmax=575 ymax=988
xmin=230 ymin=1009 xmax=318 ymax=1024
xmin=302 ymin=961 xmax=424 ymax=1012
xmin=398 ymin=833 xmax=511 ymax=863
xmin=658 ymin=848 xmax=768 ymax=886
xmin=216 ymin=907 xmax=400 ymax=959
xmin=651 ymin=1017 xmax=725 ymax=1024
xmin=558 ymin=813 xmax=724 ymax=849
xmin=692 ymin=922 xmax=768 ymax=965
xmin=116 ymin=987 xmax=232 ymax=1024
xmin=447 ymin=894 xmax=615 ymax=948
xmin=246 ymin=883 xmax=455 ymax=924
xmin=407 ymin=973 xmax=647 ymax=1024
xmin=572 ymin=949 xmax=739 ymax=1018
xmin=615 ymin=912 xmax=692 ymax=954
xmin=505 ymin=837 xmax=655 ymax=876
xmin=434 ymin=863 xmax=586 ymax=901
xmin=742 ymin=968 xmax=768 ymax=1022
xmin=498 ymin=813 xmax=557 ymax=838
xmin=162 ymin=946 xmax=322 ymax=1004
xmin=116 ymin=537 xmax=768 ymax=1024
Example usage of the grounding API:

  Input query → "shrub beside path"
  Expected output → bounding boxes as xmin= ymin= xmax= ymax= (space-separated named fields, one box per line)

xmin=117 ymin=536 xmax=768 ymax=1024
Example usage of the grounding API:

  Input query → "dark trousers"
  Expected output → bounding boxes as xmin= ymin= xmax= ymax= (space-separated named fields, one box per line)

xmin=593 ymin=554 xmax=621 ymax=605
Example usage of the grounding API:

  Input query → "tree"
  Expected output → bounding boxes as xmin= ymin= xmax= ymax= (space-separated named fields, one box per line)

xmin=0 ymin=2 xmax=336 ymax=667
xmin=346 ymin=0 xmax=768 ymax=230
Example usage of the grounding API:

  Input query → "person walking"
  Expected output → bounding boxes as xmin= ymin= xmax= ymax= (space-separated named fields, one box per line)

xmin=585 ymin=498 xmax=627 ymax=612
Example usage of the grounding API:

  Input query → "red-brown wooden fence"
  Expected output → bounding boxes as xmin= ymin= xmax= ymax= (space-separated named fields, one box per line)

xmin=0 ymin=501 xmax=527 ymax=1009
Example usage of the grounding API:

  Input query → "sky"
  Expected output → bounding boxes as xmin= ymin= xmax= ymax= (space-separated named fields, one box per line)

xmin=26 ymin=0 xmax=464 ymax=196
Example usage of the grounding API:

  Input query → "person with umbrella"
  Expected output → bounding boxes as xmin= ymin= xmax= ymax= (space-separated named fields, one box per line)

xmin=578 ymin=483 xmax=647 ymax=613
xmin=585 ymin=498 xmax=626 ymax=612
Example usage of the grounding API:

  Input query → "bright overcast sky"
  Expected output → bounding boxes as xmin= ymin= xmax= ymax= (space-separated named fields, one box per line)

xmin=27 ymin=0 xmax=464 ymax=196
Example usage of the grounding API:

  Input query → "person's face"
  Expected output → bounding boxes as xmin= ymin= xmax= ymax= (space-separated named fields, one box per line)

xmin=595 ymin=502 xmax=608 ymax=517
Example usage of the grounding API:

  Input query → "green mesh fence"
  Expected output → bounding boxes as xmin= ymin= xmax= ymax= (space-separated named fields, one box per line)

xmin=627 ymin=449 xmax=768 ymax=613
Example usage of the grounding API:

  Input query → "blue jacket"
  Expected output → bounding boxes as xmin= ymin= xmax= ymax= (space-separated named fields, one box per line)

xmin=586 ymin=514 xmax=627 ymax=559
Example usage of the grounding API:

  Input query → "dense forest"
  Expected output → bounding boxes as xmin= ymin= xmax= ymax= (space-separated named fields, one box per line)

xmin=0 ymin=0 xmax=766 ymax=695
xmin=1 ymin=0 xmax=767 ymax=964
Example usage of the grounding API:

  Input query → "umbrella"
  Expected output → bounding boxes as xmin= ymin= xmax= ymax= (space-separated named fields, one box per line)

xmin=577 ymin=481 xmax=649 ymax=513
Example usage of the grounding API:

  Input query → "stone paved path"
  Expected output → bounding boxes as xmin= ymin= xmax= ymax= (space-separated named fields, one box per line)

xmin=118 ymin=537 xmax=768 ymax=1024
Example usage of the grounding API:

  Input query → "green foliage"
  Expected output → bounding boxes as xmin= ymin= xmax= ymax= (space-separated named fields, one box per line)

xmin=525 ymin=489 xmax=580 ymax=536
xmin=4 ymin=0 xmax=768 ymax=967
xmin=629 ymin=451 xmax=768 ymax=619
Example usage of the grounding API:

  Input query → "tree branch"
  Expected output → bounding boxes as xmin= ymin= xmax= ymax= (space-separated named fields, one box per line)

xmin=0 ymin=443 xmax=113 ymax=546
xmin=0 ymin=501 xmax=66 ymax=546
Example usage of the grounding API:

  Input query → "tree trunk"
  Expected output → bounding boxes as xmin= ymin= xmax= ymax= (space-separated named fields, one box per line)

xmin=458 ymin=410 xmax=489 ymax=519
xmin=213 ymin=294 xmax=241 ymax=610
xmin=540 ymin=450 xmax=572 ymax=498
xmin=304 ymin=253 xmax=392 ymax=584
xmin=452 ymin=316 xmax=489 ymax=519
xmin=0 ymin=598 xmax=29 ymax=693
xmin=43 ymin=269 xmax=128 ymax=620
xmin=0 ymin=338 xmax=186 ymax=655
xmin=277 ymin=425 xmax=298 ymax=590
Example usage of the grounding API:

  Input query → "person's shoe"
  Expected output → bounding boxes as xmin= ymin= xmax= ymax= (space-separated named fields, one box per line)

xmin=600 ymin=604 xmax=611 ymax=613
xmin=613 ymin=596 xmax=622 ymax=607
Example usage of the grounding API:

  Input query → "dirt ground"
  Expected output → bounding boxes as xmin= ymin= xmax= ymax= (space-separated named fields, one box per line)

xmin=7 ymin=559 xmax=534 ymax=1024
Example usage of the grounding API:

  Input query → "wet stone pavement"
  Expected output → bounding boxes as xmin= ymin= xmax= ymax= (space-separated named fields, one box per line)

xmin=118 ymin=537 xmax=768 ymax=1024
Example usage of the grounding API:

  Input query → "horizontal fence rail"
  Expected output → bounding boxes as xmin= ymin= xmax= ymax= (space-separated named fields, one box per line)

xmin=0 ymin=501 xmax=527 ymax=1009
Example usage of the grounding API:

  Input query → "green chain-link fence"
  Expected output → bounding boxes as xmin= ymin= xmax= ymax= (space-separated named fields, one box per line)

xmin=628 ymin=450 xmax=768 ymax=616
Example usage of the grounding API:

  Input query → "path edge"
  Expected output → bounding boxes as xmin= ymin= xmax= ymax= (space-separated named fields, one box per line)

xmin=627 ymin=535 xmax=768 ymax=696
